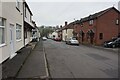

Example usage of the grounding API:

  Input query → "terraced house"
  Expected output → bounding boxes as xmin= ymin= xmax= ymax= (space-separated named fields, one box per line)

xmin=0 ymin=0 xmax=39 ymax=63
xmin=23 ymin=1 xmax=35 ymax=45
xmin=73 ymin=7 xmax=120 ymax=45
xmin=60 ymin=22 xmax=74 ymax=41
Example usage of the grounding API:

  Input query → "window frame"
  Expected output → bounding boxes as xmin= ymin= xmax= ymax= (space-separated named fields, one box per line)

xmin=16 ymin=24 xmax=22 ymax=41
xmin=0 ymin=18 xmax=6 ymax=46
xmin=16 ymin=0 xmax=20 ymax=12
xmin=89 ymin=20 xmax=94 ymax=25
xmin=99 ymin=33 xmax=103 ymax=40
xmin=116 ymin=19 xmax=119 ymax=25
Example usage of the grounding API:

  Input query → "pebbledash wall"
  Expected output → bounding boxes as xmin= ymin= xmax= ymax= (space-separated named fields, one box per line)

xmin=0 ymin=1 xmax=24 ymax=63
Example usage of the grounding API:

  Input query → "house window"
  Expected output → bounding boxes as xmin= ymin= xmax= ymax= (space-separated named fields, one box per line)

xmin=0 ymin=18 xmax=5 ymax=45
xmin=99 ymin=33 xmax=103 ymax=40
xmin=16 ymin=0 xmax=20 ymax=11
xmin=81 ymin=23 xmax=83 ymax=27
xmin=89 ymin=20 xmax=93 ymax=25
xmin=116 ymin=19 xmax=119 ymax=25
xmin=16 ymin=24 xmax=22 ymax=40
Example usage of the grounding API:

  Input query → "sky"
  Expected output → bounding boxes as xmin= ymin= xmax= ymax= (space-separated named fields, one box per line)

xmin=26 ymin=0 xmax=120 ymax=27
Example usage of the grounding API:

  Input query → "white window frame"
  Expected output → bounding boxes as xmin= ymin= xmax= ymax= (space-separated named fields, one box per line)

xmin=16 ymin=24 xmax=22 ymax=41
xmin=0 ymin=26 xmax=6 ymax=47
xmin=0 ymin=18 xmax=6 ymax=47
xmin=16 ymin=0 xmax=20 ymax=10
xmin=89 ymin=20 xmax=93 ymax=25
xmin=116 ymin=19 xmax=119 ymax=25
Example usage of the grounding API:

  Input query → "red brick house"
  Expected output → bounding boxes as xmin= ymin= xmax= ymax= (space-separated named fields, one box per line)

xmin=73 ymin=7 xmax=120 ymax=45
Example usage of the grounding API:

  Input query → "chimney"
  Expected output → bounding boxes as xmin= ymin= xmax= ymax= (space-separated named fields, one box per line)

xmin=65 ymin=21 xmax=67 ymax=26
xmin=60 ymin=25 xmax=62 ymax=28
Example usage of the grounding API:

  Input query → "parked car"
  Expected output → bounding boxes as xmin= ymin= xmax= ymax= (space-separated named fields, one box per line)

xmin=66 ymin=37 xmax=79 ymax=45
xmin=104 ymin=38 xmax=120 ymax=48
xmin=42 ymin=37 xmax=47 ymax=41
xmin=103 ymin=38 xmax=117 ymax=47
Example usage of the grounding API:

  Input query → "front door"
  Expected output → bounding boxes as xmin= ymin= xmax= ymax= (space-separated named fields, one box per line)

xmin=9 ymin=24 xmax=16 ymax=59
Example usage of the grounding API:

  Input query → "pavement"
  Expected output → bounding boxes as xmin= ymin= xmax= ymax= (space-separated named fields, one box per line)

xmin=17 ymin=40 xmax=48 ymax=79
xmin=2 ymin=40 xmax=47 ymax=80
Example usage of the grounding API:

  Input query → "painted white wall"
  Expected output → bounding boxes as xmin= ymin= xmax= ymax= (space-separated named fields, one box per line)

xmin=24 ymin=2 xmax=34 ymax=45
xmin=51 ymin=31 xmax=58 ymax=39
xmin=0 ymin=1 xmax=24 ymax=63
xmin=48 ymin=33 xmax=52 ymax=38
xmin=24 ymin=3 xmax=33 ymax=27
xmin=25 ymin=31 xmax=31 ymax=45
xmin=62 ymin=30 xmax=67 ymax=41
xmin=62 ymin=29 xmax=73 ymax=41
xmin=67 ymin=29 xmax=73 ymax=39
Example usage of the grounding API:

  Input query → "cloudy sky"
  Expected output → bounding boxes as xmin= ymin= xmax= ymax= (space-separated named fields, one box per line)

xmin=26 ymin=0 xmax=120 ymax=27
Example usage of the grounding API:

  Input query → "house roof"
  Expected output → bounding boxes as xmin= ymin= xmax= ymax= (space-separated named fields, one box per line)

xmin=58 ymin=7 xmax=120 ymax=31
xmin=80 ymin=7 xmax=120 ymax=23
xmin=65 ymin=22 xmax=74 ymax=29
xmin=57 ymin=20 xmax=80 ymax=31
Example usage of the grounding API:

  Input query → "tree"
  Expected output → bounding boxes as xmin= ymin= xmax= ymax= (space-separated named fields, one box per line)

xmin=39 ymin=26 xmax=54 ymax=37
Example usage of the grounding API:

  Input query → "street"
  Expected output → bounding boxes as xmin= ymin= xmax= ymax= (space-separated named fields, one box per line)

xmin=43 ymin=39 xmax=118 ymax=78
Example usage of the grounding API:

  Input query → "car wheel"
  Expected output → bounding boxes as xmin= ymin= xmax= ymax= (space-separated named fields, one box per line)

xmin=112 ymin=45 xmax=115 ymax=48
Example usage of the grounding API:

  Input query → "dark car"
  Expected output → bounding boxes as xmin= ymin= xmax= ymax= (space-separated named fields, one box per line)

xmin=104 ymin=38 xmax=120 ymax=48
xmin=103 ymin=38 xmax=117 ymax=47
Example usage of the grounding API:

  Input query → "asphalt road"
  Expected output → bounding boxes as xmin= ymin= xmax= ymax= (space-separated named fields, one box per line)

xmin=43 ymin=39 xmax=118 ymax=78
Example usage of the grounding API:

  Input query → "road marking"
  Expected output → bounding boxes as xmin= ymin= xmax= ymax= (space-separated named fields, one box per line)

xmin=43 ymin=46 xmax=50 ymax=80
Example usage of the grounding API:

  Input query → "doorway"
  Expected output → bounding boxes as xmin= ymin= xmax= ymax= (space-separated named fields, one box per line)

xmin=9 ymin=24 xmax=16 ymax=59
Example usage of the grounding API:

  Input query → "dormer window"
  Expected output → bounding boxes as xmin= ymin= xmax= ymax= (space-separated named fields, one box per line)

xmin=89 ymin=20 xmax=93 ymax=25
xmin=116 ymin=19 xmax=119 ymax=25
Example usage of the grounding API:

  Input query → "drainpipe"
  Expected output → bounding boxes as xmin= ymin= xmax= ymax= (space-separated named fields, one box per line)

xmin=23 ymin=2 xmax=25 ymax=46
xmin=95 ymin=18 xmax=98 ymax=45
